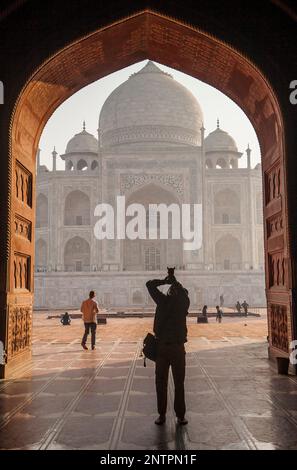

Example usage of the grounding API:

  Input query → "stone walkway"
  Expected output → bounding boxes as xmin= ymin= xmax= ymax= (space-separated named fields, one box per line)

xmin=1 ymin=315 xmax=297 ymax=450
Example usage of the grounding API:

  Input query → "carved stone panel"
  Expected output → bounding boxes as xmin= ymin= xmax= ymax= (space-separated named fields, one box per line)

xmin=13 ymin=253 xmax=30 ymax=291
xmin=15 ymin=160 xmax=32 ymax=207
xmin=7 ymin=306 xmax=32 ymax=359
xmin=268 ymin=252 xmax=285 ymax=288
xmin=270 ymin=304 xmax=288 ymax=353
xmin=14 ymin=214 xmax=32 ymax=241
xmin=267 ymin=213 xmax=283 ymax=239
xmin=264 ymin=164 xmax=281 ymax=206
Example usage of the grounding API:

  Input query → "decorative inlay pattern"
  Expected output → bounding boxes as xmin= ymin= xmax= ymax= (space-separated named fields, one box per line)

xmin=120 ymin=174 xmax=184 ymax=195
xmin=270 ymin=304 xmax=288 ymax=352
xmin=102 ymin=125 xmax=200 ymax=147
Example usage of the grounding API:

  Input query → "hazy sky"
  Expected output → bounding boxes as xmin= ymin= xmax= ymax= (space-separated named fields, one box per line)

xmin=39 ymin=60 xmax=261 ymax=170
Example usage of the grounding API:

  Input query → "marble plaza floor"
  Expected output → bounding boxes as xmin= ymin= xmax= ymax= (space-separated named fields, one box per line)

xmin=1 ymin=313 xmax=297 ymax=450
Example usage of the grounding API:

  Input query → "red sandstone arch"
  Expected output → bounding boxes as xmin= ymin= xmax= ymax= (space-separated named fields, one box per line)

xmin=4 ymin=10 xmax=292 ymax=377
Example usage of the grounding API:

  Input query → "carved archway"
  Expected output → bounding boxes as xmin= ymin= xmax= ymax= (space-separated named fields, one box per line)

xmin=3 ymin=11 xmax=292 ymax=377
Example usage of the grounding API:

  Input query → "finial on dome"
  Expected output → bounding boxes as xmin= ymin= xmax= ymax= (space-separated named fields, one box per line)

xmin=83 ymin=120 xmax=86 ymax=131
xmin=52 ymin=146 xmax=57 ymax=156
xmin=130 ymin=60 xmax=173 ymax=78
xmin=217 ymin=118 xmax=220 ymax=129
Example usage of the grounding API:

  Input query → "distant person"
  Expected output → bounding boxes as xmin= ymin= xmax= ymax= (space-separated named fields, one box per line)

xmin=146 ymin=268 xmax=189 ymax=426
xmin=80 ymin=290 xmax=99 ymax=350
xmin=235 ymin=301 xmax=241 ymax=314
xmin=198 ymin=305 xmax=208 ymax=323
xmin=219 ymin=294 xmax=224 ymax=307
xmin=216 ymin=305 xmax=223 ymax=323
xmin=242 ymin=300 xmax=249 ymax=316
xmin=60 ymin=311 xmax=71 ymax=325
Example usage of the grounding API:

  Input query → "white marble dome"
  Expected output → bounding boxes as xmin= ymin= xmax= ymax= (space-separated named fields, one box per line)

xmin=205 ymin=124 xmax=238 ymax=153
xmin=99 ymin=61 xmax=204 ymax=148
xmin=65 ymin=125 xmax=98 ymax=154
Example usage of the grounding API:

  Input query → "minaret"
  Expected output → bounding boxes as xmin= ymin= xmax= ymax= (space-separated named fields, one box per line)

xmin=246 ymin=143 xmax=251 ymax=169
xmin=217 ymin=118 xmax=220 ymax=129
xmin=200 ymin=123 xmax=206 ymax=269
xmin=52 ymin=146 xmax=57 ymax=171
xmin=200 ymin=122 xmax=205 ymax=145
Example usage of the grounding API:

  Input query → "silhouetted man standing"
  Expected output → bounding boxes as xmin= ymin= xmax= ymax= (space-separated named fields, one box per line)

xmin=80 ymin=290 xmax=99 ymax=350
xmin=146 ymin=270 xmax=189 ymax=426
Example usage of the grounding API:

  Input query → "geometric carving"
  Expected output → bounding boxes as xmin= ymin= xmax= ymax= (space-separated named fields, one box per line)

xmin=267 ymin=213 xmax=283 ymax=238
xmin=15 ymin=160 xmax=32 ymax=207
xmin=265 ymin=165 xmax=281 ymax=206
xmin=120 ymin=173 xmax=184 ymax=195
xmin=268 ymin=252 xmax=285 ymax=288
xmin=8 ymin=306 xmax=32 ymax=358
xmin=270 ymin=304 xmax=288 ymax=352
xmin=14 ymin=214 xmax=32 ymax=241
xmin=13 ymin=253 xmax=30 ymax=291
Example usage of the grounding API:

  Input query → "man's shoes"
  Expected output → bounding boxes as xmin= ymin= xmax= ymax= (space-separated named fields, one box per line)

xmin=177 ymin=417 xmax=188 ymax=425
xmin=91 ymin=345 xmax=96 ymax=350
xmin=154 ymin=415 xmax=166 ymax=425
xmin=81 ymin=343 xmax=88 ymax=350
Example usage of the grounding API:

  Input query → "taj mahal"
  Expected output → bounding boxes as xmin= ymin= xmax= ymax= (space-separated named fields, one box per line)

xmin=34 ymin=61 xmax=265 ymax=310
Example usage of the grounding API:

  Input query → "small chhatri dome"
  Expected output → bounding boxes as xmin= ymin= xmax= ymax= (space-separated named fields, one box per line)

xmin=205 ymin=122 xmax=238 ymax=153
xmin=65 ymin=122 xmax=98 ymax=154
xmin=99 ymin=60 xmax=204 ymax=148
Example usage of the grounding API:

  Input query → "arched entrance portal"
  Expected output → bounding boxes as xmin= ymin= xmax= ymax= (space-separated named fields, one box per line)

xmin=2 ymin=11 xmax=293 ymax=377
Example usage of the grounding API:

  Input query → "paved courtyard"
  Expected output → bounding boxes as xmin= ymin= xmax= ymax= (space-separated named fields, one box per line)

xmin=1 ymin=313 xmax=297 ymax=450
